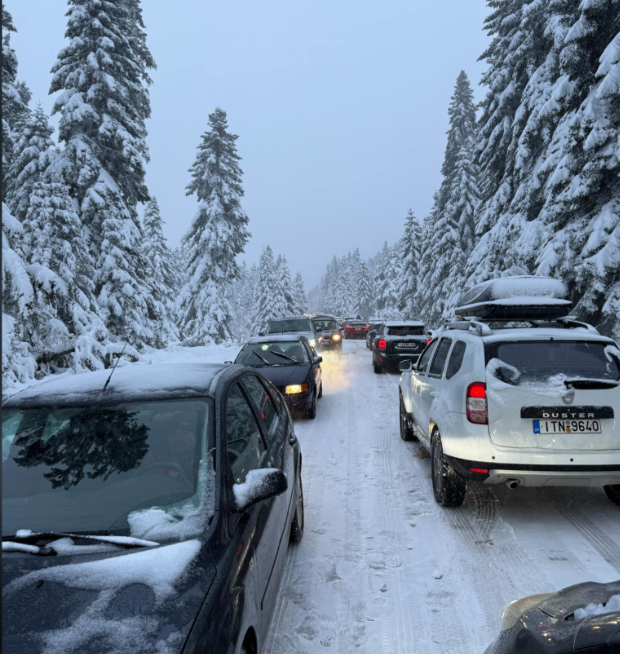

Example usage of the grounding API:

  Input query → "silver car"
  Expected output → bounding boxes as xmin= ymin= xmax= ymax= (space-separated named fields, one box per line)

xmin=265 ymin=316 xmax=318 ymax=350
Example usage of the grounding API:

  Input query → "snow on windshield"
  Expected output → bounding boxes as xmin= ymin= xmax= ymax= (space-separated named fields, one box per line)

xmin=574 ymin=594 xmax=620 ymax=620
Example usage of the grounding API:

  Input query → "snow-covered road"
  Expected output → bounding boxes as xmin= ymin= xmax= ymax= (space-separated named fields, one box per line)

xmin=266 ymin=340 xmax=620 ymax=654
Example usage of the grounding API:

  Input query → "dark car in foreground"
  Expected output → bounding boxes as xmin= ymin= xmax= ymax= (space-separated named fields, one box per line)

xmin=235 ymin=335 xmax=323 ymax=418
xmin=344 ymin=320 xmax=369 ymax=339
xmin=372 ymin=320 xmax=429 ymax=373
xmin=485 ymin=579 xmax=620 ymax=653
xmin=2 ymin=362 xmax=304 ymax=654
xmin=311 ymin=316 xmax=342 ymax=351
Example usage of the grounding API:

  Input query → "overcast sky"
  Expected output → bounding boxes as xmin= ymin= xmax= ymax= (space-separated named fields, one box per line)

xmin=10 ymin=0 xmax=489 ymax=290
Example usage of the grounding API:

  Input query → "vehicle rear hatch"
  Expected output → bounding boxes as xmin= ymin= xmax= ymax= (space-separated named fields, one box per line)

xmin=346 ymin=322 xmax=367 ymax=334
xmin=485 ymin=338 xmax=620 ymax=450
xmin=384 ymin=325 xmax=428 ymax=357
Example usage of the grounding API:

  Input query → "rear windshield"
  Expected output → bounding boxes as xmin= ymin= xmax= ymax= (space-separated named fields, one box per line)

xmin=313 ymin=319 xmax=338 ymax=330
xmin=267 ymin=319 xmax=312 ymax=333
xmin=485 ymin=340 xmax=620 ymax=383
xmin=386 ymin=326 xmax=425 ymax=336
xmin=347 ymin=321 xmax=367 ymax=326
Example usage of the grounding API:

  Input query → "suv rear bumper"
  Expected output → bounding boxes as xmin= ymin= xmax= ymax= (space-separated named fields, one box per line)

xmin=445 ymin=455 xmax=620 ymax=487
xmin=377 ymin=353 xmax=421 ymax=368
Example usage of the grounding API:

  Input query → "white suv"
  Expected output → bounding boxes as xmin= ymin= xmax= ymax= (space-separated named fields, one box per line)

xmin=398 ymin=314 xmax=620 ymax=508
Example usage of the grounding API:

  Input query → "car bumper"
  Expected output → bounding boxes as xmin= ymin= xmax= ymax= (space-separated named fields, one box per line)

xmin=376 ymin=353 xmax=421 ymax=368
xmin=282 ymin=389 xmax=314 ymax=411
xmin=319 ymin=339 xmax=342 ymax=348
xmin=445 ymin=455 xmax=620 ymax=487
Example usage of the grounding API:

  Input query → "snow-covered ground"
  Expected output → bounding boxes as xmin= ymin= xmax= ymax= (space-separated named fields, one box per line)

xmin=266 ymin=340 xmax=620 ymax=653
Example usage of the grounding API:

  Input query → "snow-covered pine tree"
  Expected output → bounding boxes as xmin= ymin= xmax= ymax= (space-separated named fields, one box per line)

xmin=2 ymin=203 xmax=36 ymax=392
xmin=398 ymin=209 xmax=422 ymax=318
xmin=276 ymin=255 xmax=296 ymax=315
xmin=292 ymin=272 xmax=308 ymax=314
xmin=2 ymin=4 xmax=27 ymax=201
xmin=6 ymin=104 xmax=56 ymax=221
xmin=415 ymin=209 xmax=437 ymax=324
xmin=179 ymin=108 xmax=250 ymax=345
xmin=355 ymin=259 xmax=374 ymax=319
xmin=49 ymin=0 xmax=156 ymax=349
xmin=142 ymin=197 xmax=179 ymax=344
xmin=251 ymin=246 xmax=281 ymax=334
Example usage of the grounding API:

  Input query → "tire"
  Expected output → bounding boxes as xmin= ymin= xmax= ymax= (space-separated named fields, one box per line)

xmin=373 ymin=357 xmax=382 ymax=374
xmin=431 ymin=431 xmax=466 ymax=507
xmin=306 ymin=395 xmax=317 ymax=419
xmin=399 ymin=393 xmax=416 ymax=441
xmin=318 ymin=382 xmax=323 ymax=399
xmin=290 ymin=474 xmax=304 ymax=543
xmin=604 ymin=484 xmax=620 ymax=506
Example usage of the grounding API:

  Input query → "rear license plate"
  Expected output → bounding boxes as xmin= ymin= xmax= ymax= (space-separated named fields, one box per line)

xmin=533 ymin=419 xmax=602 ymax=435
xmin=396 ymin=343 xmax=417 ymax=349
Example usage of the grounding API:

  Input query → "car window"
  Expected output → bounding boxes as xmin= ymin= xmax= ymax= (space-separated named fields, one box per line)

xmin=267 ymin=319 xmax=313 ymax=334
xmin=242 ymin=375 xmax=279 ymax=440
xmin=445 ymin=341 xmax=466 ymax=379
xmin=417 ymin=339 xmax=438 ymax=373
xmin=386 ymin=325 xmax=425 ymax=336
xmin=429 ymin=338 xmax=452 ymax=377
xmin=225 ymin=383 xmax=266 ymax=484
xmin=303 ymin=341 xmax=315 ymax=360
xmin=235 ymin=341 xmax=308 ymax=366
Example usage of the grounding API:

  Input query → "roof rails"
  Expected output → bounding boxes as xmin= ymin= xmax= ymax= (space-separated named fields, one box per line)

xmin=442 ymin=316 xmax=599 ymax=337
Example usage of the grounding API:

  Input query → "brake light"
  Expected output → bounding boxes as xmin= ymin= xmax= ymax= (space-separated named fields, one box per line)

xmin=470 ymin=468 xmax=488 ymax=474
xmin=378 ymin=338 xmax=386 ymax=350
xmin=427 ymin=338 xmax=432 ymax=345
xmin=466 ymin=382 xmax=487 ymax=424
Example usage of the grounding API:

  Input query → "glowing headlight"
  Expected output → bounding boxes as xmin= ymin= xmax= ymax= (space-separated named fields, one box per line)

xmin=309 ymin=339 xmax=316 ymax=347
xmin=285 ymin=383 xmax=308 ymax=395
xmin=333 ymin=334 xmax=341 ymax=341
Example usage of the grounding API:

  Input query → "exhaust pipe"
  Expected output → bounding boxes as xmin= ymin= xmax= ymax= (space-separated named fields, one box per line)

xmin=505 ymin=479 xmax=520 ymax=490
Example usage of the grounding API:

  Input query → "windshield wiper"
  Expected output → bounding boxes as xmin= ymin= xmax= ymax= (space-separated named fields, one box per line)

xmin=564 ymin=378 xmax=619 ymax=390
xmin=3 ymin=530 xmax=158 ymax=550
xmin=270 ymin=351 xmax=298 ymax=363
xmin=251 ymin=351 xmax=272 ymax=366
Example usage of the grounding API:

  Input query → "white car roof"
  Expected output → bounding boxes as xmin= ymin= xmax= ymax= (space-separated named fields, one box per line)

xmin=384 ymin=320 xmax=425 ymax=327
xmin=440 ymin=325 xmax=614 ymax=344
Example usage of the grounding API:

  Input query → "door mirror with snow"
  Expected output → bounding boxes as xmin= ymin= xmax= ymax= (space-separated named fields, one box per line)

xmin=233 ymin=468 xmax=288 ymax=512
xmin=314 ymin=356 xmax=323 ymax=364
xmin=398 ymin=360 xmax=413 ymax=372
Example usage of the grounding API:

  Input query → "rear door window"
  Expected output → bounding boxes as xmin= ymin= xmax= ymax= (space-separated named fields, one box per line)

xmin=429 ymin=339 xmax=452 ymax=377
xmin=446 ymin=341 xmax=466 ymax=379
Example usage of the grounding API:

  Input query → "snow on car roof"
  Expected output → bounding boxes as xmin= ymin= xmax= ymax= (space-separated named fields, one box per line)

xmin=247 ymin=335 xmax=307 ymax=344
xmin=478 ymin=327 xmax=613 ymax=343
xmin=3 ymin=362 xmax=229 ymax=408
xmin=383 ymin=320 xmax=425 ymax=327
xmin=269 ymin=315 xmax=312 ymax=322
xmin=458 ymin=275 xmax=568 ymax=307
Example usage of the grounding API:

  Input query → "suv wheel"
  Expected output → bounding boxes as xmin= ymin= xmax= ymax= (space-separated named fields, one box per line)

xmin=399 ymin=393 xmax=416 ymax=441
xmin=290 ymin=474 xmax=304 ymax=543
xmin=431 ymin=431 xmax=466 ymax=507
xmin=373 ymin=356 xmax=382 ymax=374
xmin=604 ymin=484 xmax=620 ymax=506
xmin=318 ymin=382 xmax=323 ymax=399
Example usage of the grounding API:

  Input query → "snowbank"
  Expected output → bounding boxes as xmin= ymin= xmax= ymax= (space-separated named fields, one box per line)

xmin=574 ymin=594 xmax=620 ymax=620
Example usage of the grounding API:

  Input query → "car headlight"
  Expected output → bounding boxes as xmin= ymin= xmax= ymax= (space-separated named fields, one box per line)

xmin=500 ymin=593 xmax=557 ymax=631
xmin=285 ymin=384 xmax=309 ymax=394
xmin=309 ymin=339 xmax=316 ymax=347
xmin=333 ymin=334 xmax=341 ymax=341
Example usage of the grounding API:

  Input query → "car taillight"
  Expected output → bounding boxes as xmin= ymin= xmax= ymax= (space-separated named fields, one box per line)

xmin=378 ymin=338 xmax=386 ymax=350
xmin=427 ymin=338 xmax=432 ymax=344
xmin=466 ymin=382 xmax=487 ymax=424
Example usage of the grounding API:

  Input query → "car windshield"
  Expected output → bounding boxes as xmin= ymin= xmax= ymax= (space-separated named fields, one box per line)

xmin=313 ymin=320 xmax=338 ymax=330
xmin=267 ymin=319 xmax=312 ymax=333
xmin=236 ymin=342 xmax=308 ymax=366
xmin=348 ymin=321 xmax=366 ymax=326
xmin=486 ymin=341 xmax=620 ymax=382
xmin=2 ymin=399 xmax=213 ymax=538
xmin=386 ymin=326 xmax=425 ymax=336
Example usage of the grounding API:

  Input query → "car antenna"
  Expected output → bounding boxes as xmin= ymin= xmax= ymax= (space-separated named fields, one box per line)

xmin=102 ymin=342 xmax=128 ymax=392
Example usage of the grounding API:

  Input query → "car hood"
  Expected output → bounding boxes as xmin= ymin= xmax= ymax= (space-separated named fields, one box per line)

xmin=2 ymin=539 xmax=216 ymax=654
xmin=256 ymin=364 xmax=311 ymax=387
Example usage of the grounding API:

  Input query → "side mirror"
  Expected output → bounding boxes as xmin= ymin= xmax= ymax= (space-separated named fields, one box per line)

xmin=233 ymin=468 xmax=288 ymax=512
xmin=314 ymin=356 xmax=323 ymax=364
xmin=398 ymin=360 xmax=413 ymax=372
xmin=224 ymin=360 xmax=233 ymax=364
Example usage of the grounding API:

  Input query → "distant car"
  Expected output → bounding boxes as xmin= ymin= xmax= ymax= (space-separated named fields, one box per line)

xmin=372 ymin=320 xmax=429 ymax=372
xmin=485 ymin=579 xmax=620 ymax=653
xmin=2 ymin=362 xmax=304 ymax=654
xmin=311 ymin=316 xmax=342 ymax=350
xmin=235 ymin=335 xmax=323 ymax=419
xmin=344 ymin=320 xmax=369 ymax=339
xmin=366 ymin=322 xmax=384 ymax=349
xmin=398 ymin=276 xmax=620 ymax=508
xmin=265 ymin=316 xmax=318 ymax=349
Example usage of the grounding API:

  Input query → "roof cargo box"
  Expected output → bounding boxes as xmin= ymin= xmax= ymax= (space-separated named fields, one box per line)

xmin=455 ymin=275 xmax=572 ymax=320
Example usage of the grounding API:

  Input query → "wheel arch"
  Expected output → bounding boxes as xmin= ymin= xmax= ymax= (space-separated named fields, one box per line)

xmin=240 ymin=626 xmax=258 ymax=654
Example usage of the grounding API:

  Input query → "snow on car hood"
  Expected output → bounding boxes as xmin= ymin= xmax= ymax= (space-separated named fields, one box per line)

xmin=2 ymin=539 xmax=215 ymax=654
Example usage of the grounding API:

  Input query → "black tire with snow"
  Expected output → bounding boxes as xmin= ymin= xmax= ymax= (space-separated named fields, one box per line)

xmin=318 ymin=382 xmax=323 ymax=399
xmin=399 ymin=393 xmax=416 ymax=441
xmin=431 ymin=431 xmax=466 ymax=507
xmin=604 ymin=484 xmax=620 ymax=507
xmin=373 ymin=356 xmax=382 ymax=374
xmin=306 ymin=395 xmax=317 ymax=419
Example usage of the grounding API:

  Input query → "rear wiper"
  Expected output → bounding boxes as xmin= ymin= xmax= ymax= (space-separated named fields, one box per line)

xmin=270 ymin=351 xmax=298 ymax=363
xmin=251 ymin=351 xmax=272 ymax=366
xmin=564 ymin=378 xmax=619 ymax=390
